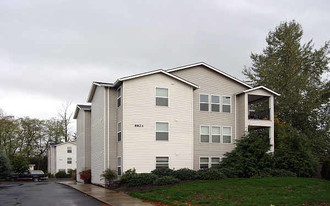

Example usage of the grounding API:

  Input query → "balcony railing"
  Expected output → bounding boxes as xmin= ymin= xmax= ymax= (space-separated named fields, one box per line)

xmin=248 ymin=108 xmax=270 ymax=120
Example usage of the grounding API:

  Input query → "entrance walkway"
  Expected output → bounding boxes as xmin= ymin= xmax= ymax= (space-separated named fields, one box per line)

xmin=59 ymin=181 xmax=153 ymax=206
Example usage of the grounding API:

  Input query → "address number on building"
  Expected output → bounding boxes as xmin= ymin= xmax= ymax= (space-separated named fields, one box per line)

xmin=134 ymin=124 xmax=144 ymax=127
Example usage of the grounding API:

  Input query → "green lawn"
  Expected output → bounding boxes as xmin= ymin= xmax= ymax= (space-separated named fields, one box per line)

xmin=130 ymin=177 xmax=330 ymax=206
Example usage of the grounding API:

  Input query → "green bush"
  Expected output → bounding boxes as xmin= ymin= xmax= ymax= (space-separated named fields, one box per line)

xmin=153 ymin=176 xmax=179 ymax=186
xmin=321 ymin=159 xmax=330 ymax=180
xmin=128 ymin=173 xmax=158 ymax=187
xmin=120 ymin=168 xmax=138 ymax=183
xmin=55 ymin=171 xmax=67 ymax=178
xmin=101 ymin=169 xmax=117 ymax=187
xmin=12 ymin=155 xmax=29 ymax=174
xmin=197 ymin=168 xmax=227 ymax=180
xmin=172 ymin=168 xmax=197 ymax=180
xmin=217 ymin=167 xmax=238 ymax=178
xmin=268 ymin=168 xmax=297 ymax=177
xmin=151 ymin=168 xmax=174 ymax=177
xmin=0 ymin=150 xmax=11 ymax=179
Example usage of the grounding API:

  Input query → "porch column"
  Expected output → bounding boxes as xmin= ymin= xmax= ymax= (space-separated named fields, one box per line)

xmin=269 ymin=95 xmax=275 ymax=152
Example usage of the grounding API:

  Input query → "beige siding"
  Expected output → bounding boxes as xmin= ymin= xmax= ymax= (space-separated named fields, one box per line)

xmin=76 ymin=110 xmax=85 ymax=182
xmin=171 ymin=66 xmax=249 ymax=169
xmin=91 ymin=86 xmax=105 ymax=184
xmin=84 ymin=111 xmax=91 ymax=169
xmin=236 ymin=94 xmax=246 ymax=140
xmin=122 ymin=73 xmax=194 ymax=173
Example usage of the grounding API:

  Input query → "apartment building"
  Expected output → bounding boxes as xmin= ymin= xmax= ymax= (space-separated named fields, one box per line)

xmin=74 ymin=62 xmax=279 ymax=184
xmin=47 ymin=142 xmax=77 ymax=175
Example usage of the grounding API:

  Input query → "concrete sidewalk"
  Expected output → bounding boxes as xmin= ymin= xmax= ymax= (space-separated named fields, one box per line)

xmin=59 ymin=181 xmax=153 ymax=206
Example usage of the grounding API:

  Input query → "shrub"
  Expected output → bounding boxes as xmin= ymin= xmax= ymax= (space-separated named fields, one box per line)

xmin=153 ymin=176 xmax=179 ymax=186
xmin=12 ymin=155 xmax=29 ymax=174
xmin=197 ymin=168 xmax=227 ymax=180
xmin=0 ymin=150 xmax=11 ymax=179
xmin=217 ymin=167 xmax=238 ymax=178
xmin=79 ymin=169 xmax=91 ymax=183
xmin=55 ymin=171 xmax=67 ymax=178
xmin=321 ymin=159 xmax=330 ymax=180
xmin=47 ymin=173 xmax=54 ymax=178
xmin=151 ymin=168 xmax=174 ymax=177
xmin=268 ymin=169 xmax=297 ymax=177
xmin=120 ymin=168 xmax=138 ymax=183
xmin=101 ymin=169 xmax=117 ymax=187
xmin=70 ymin=169 xmax=77 ymax=180
xmin=172 ymin=168 xmax=197 ymax=180
xmin=128 ymin=173 xmax=158 ymax=187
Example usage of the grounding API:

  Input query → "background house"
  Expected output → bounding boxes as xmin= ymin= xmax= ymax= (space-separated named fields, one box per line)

xmin=47 ymin=142 xmax=77 ymax=175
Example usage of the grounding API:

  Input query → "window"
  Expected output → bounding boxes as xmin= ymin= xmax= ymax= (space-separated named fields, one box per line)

xmin=117 ymin=87 xmax=121 ymax=107
xmin=200 ymin=126 xmax=210 ymax=142
xmin=200 ymin=157 xmax=209 ymax=169
xmin=222 ymin=96 xmax=231 ymax=112
xmin=211 ymin=95 xmax=220 ymax=112
xmin=211 ymin=157 xmax=220 ymax=167
xmin=223 ymin=126 xmax=232 ymax=143
xmin=59 ymin=169 xmax=65 ymax=172
xmin=117 ymin=157 xmax=122 ymax=176
xmin=200 ymin=94 xmax=209 ymax=111
xmin=156 ymin=157 xmax=169 ymax=169
xmin=156 ymin=122 xmax=169 ymax=141
xmin=67 ymin=158 xmax=72 ymax=164
xmin=67 ymin=147 xmax=72 ymax=153
xmin=156 ymin=88 xmax=168 ymax=106
xmin=211 ymin=126 xmax=221 ymax=143
xmin=117 ymin=122 xmax=122 ymax=141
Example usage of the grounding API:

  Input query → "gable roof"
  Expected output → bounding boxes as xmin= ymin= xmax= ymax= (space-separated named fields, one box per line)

xmin=167 ymin=62 xmax=253 ymax=89
xmin=87 ymin=69 xmax=199 ymax=102
xmin=240 ymin=86 xmax=281 ymax=96
xmin=73 ymin=104 xmax=91 ymax=119
xmin=50 ymin=141 xmax=76 ymax=147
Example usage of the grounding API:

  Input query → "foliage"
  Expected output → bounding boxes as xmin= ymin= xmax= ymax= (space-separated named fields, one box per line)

xmin=55 ymin=171 xmax=67 ymax=178
xmin=11 ymin=155 xmax=29 ymax=173
xmin=216 ymin=167 xmax=238 ymax=178
xmin=120 ymin=168 xmax=137 ymax=183
xmin=47 ymin=173 xmax=54 ymax=178
xmin=128 ymin=173 xmax=158 ymax=187
xmin=79 ymin=169 xmax=91 ymax=183
xmin=0 ymin=149 xmax=11 ymax=178
xmin=153 ymin=176 xmax=179 ymax=186
xmin=130 ymin=177 xmax=330 ymax=206
xmin=151 ymin=168 xmax=174 ymax=177
xmin=101 ymin=169 xmax=118 ymax=186
xmin=274 ymin=121 xmax=318 ymax=177
xmin=243 ymin=20 xmax=330 ymax=162
xmin=267 ymin=168 xmax=297 ymax=177
xmin=321 ymin=159 xmax=330 ymax=180
xmin=220 ymin=129 xmax=273 ymax=177
xmin=197 ymin=168 xmax=227 ymax=180
xmin=172 ymin=168 xmax=198 ymax=181
xmin=71 ymin=169 xmax=77 ymax=180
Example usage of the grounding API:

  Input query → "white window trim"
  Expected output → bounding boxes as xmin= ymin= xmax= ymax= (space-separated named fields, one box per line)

xmin=117 ymin=156 xmax=122 ymax=176
xmin=67 ymin=147 xmax=72 ymax=153
xmin=222 ymin=126 xmax=232 ymax=144
xmin=67 ymin=157 xmax=72 ymax=164
xmin=155 ymin=156 xmax=170 ymax=169
xmin=199 ymin=156 xmax=210 ymax=169
xmin=200 ymin=125 xmax=210 ymax=143
xmin=117 ymin=87 xmax=122 ymax=107
xmin=156 ymin=122 xmax=170 ymax=141
xmin=222 ymin=95 xmax=232 ymax=113
xmin=210 ymin=156 xmax=221 ymax=167
xmin=155 ymin=87 xmax=169 ymax=107
xmin=210 ymin=94 xmax=221 ymax=112
xmin=199 ymin=94 xmax=210 ymax=112
xmin=211 ymin=125 xmax=221 ymax=143
xmin=117 ymin=122 xmax=122 ymax=142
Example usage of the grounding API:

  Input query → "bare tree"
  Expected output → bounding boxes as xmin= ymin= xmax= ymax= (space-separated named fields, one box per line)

xmin=58 ymin=102 xmax=73 ymax=142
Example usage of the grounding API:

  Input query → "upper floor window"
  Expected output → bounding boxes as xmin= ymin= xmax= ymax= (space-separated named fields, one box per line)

xmin=156 ymin=88 xmax=168 ymax=106
xmin=67 ymin=158 xmax=72 ymax=164
xmin=67 ymin=147 xmax=72 ymax=153
xmin=222 ymin=96 xmax=231 ymax=113
xmin=211 ymin=95 xmax=220 ymax=112
xmin=156 ymin=157 xmax=169 ymax=169
xmin=222 ymin=126 xmax=232 ymax=143
xmin=117 ymin=87 xmax=121 ymax=107
xmin=200 ymin=126 xmax=210 ymax=142
xmin=211 ymin=126 xmax=221 ymax=143
xmin=117 ymin=122 xmax=122 ymax=142
xmin=200 ymin=94 xmax=209 ymax=111
xmin=156 ymin=122 xmax=169 ymax=141
xmin=117 ymin=157 xmax=122 ymax=176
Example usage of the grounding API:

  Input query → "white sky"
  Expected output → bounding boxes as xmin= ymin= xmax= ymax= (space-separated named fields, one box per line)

xmin=0 ymin=0 xmax=329 ymax=125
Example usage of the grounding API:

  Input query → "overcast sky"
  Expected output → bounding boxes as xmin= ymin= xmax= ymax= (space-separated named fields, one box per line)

xmin=0 ymin=0 xmax=329 ymax=123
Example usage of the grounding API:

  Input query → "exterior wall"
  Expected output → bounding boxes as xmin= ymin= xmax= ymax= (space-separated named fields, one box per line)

xmin=236 ymin=94 xmax=246 ymax=140
xmin=115 ymin=87 xmax=123 ymax=174
xmin=76 ymin=111 xmax=85 ymax=182
xmin=55 ymin=143 xmax=77 ymax=173
xmin=85 ymin=111 xmax=91 ymax=169
xmin=91 ymin=87 xmax=105 ymax=184
xmin=171 ymin=66 xmax=249 ymax=169
xmin=47 ymin=146 xmax=56 ymax=174
xmin=122 ymin=73 xmax=194 ymax=173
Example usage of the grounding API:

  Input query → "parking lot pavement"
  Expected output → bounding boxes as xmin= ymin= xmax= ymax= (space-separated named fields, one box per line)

xmin=0 ymin=180 xmax=105 ymax=206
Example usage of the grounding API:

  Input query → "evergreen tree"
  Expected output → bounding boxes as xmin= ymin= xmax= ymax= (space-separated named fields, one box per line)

xmin=0 ymin=149 xmax=11 ymax=178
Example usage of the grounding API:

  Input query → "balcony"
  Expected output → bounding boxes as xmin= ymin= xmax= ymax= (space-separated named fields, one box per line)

xmin=248 ymin=108 xmax=270 ymax=120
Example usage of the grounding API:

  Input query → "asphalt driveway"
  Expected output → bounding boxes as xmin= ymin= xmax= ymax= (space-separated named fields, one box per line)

xmin=0 ymin=180 xmax=105 ymax=206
